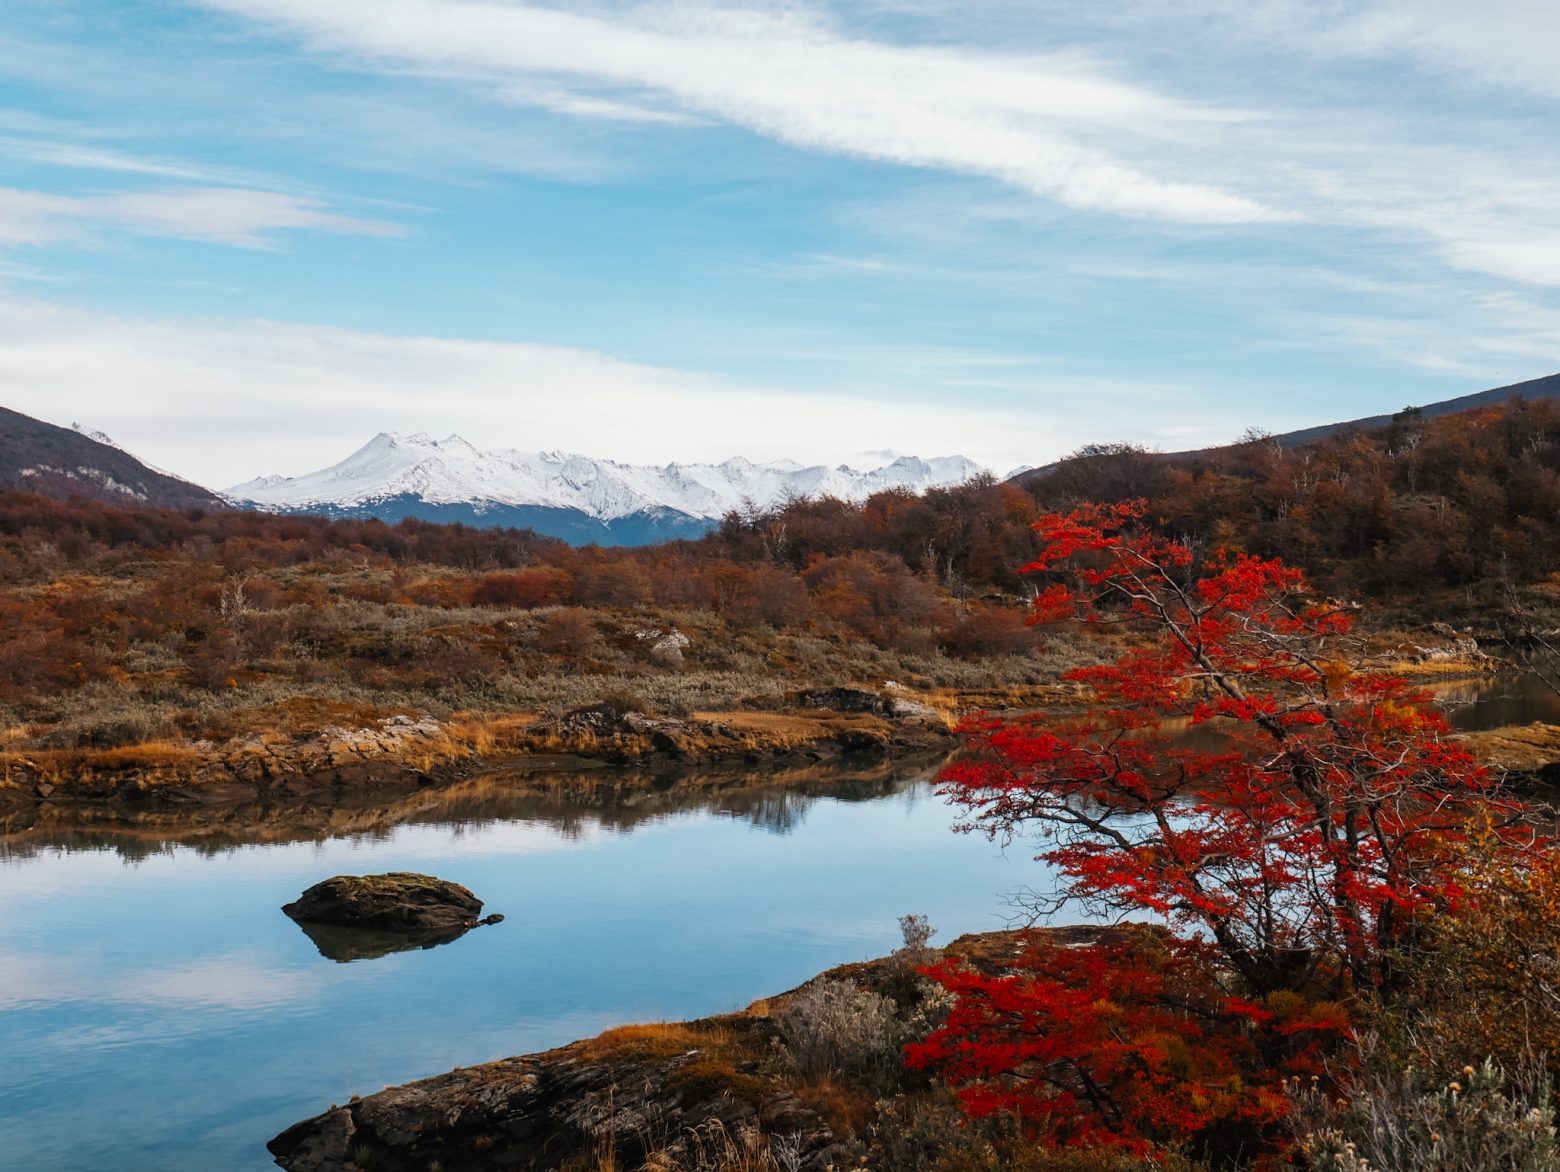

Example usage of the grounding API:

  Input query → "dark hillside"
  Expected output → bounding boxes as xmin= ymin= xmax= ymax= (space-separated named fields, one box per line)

xmin=0 ymin=406 xmax=225 ymax=510
xmin=1269 ymin=370 xmax=1560 ymax=448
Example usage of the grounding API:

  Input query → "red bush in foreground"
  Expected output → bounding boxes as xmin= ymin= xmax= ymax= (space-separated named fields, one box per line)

xmin=915 ymin=502 xmax=1542 ymax=1153
xmin=909 ymin=930 xmax=1345 ymax=1155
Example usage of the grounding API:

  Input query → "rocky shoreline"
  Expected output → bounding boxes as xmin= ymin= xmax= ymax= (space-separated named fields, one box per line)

xmin=0 ymin=753 xmax=951 ymax=860
xmin=267 ymin=928 xmax=1061 ymax=1172
xmin=0 ymin=683 xmax=985 ymax=816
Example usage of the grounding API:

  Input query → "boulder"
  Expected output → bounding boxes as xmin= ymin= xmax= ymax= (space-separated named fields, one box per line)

xmin=794 ymin=686 xmax=893 ymax=716
xmin=282 ymin=872 xmax=491 ymax=934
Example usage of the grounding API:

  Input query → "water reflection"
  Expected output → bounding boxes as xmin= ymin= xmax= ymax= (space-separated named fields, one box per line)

xmin=4 ymin=679 xmax=1548 ymax=1171
xmin=0 ymin=757 xmax=1023 ymax=1172
xmin=291 ymin=919 xmax=480 ymax=963
xmin=0 ymin=753 xmax=953 ymax=862
xmin=1425 ymin=670 xmax=1560 ymax=731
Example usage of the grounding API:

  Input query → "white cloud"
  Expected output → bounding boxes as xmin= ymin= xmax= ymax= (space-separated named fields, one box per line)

xmin=0 ymin=184 xmax=400 ymax=247
xmin=0 ymin=291 xmax=1257 ymax=488
xmin=1027 ymin=0 xmax=1560 ymax=99
xmin=1 ymin=137 xmax=238 ymax=182
xmin=177 ymin=0 xmax=1560 ymax=290
xmin=193 ymin=0 xmax=1284 ymax=224
xmin=0 ymin=950 xmax=319 ymax=1012
xmin=1307 ymin=1 xmax=1560 ymax=101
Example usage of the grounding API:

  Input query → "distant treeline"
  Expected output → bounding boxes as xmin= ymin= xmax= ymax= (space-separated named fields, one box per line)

xmin=714 ymin=396 xmax=1560 ymax=599
xmin=5 ymin=396 xmax=1559 ymax=603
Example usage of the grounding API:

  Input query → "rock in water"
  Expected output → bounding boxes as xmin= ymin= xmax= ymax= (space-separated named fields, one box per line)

xmin=282 ymin=873 xmax=486 ymax=933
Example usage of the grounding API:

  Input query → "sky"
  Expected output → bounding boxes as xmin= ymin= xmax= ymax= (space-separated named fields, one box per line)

xmin=2 ymin=0 xmax=1559 ymax=489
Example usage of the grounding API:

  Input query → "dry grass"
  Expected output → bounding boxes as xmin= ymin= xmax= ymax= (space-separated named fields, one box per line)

xmin=697 ymin=710 xmax=890 ymax=746
xmin=793 ymin=1075 xmax=875 ymax=1138
xmin=579 ymin=1023 xmax=727 ymax=1063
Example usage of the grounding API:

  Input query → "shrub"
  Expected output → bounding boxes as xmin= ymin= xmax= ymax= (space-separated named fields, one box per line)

xmin=910 ymin=929 xmax=1325 ymax=1155
xmin=775 ymin=979 xmax=902 ymax=1087
xmin=871 ymin=1090 xmax=1207 ymax=1172
xmin=1288 ymin=1056 xmax=1560 ymax=1172
xmin=469 ymin=568 xmax=569 ymax=609
xmin=939 ymin=605 xmax=1038 ymax=659
xmin=538 ymin=608 xmax=602 ymax=658
xmin=181 ymin=630 xmax=244 ymax=691
xmin=1372 ymin=845 xmax=1560 ymax=1083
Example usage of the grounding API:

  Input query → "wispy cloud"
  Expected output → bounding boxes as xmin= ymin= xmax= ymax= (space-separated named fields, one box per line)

xmin=193 ymin=0 xmax=1284 ymax=224
xmin=0 ymin=949 xmax=319 ymax=1012
xmin=0 ymin=185 xmax=401 ymax=248
xmin=180 ymin=0 xmax=1560 ymax=291
xmin=1230 ymin=1 xmax=1560 ymax=102
xmin=3 ymin=136 xmax=247 ymax=183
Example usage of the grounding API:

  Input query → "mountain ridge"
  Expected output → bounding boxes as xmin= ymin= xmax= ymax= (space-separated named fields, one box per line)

xmin=227 ymin=432 xmax=989 ymax=545
xmin=0 ymin=406 xmax=225 ymax=511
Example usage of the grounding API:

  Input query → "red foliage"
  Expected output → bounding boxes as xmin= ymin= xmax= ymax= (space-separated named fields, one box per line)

xmin=916 ymin=502 xmax=1542 ymax=1154
xmin=941 ymin=502 xmax=1533 ymax=995
xmin=908 ymin=930 xmax=1342 ymax=1154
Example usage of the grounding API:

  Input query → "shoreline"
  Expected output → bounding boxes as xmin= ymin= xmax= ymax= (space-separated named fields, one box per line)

xmin=0 ymin=660 xmax=1543 ymax=824
xmin=0 ymin=749 xmax=956 ymax=855
xmin=266 ymin=926 xmax=1075 ymax=1172
xmin=0 ymin=681 xmax=1085 ymax=817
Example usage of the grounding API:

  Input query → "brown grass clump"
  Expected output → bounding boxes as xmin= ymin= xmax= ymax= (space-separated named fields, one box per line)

xmin=793 ymin=1075 xmax=874 ymax=1137
xmin=579 ymin=1023 xmax=722 ymax=1063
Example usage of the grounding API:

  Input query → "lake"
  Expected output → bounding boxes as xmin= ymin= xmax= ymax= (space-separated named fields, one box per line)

xmin=2 ymin=670 xmax=1553 ymax=1171
xmin=0 ymin=759 xmax=1037 ymax=1171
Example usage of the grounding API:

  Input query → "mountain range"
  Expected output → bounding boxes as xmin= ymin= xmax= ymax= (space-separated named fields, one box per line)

xmin=4 ymin=369 xmax=1559 ymax=545
xmin=225 ymin=433 xmax=989 ymax=545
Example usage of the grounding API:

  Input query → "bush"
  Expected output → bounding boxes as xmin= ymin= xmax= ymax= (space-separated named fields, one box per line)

xmin=939 ymin=605 xmax=1037 ymax=659
xmin=1372 ymin=846 xmax=1560 ymax=1083
xmin=871 ymin=1091 xmax=1206 ymax=1172
xmin=538 ymin=608 xmax=601 ymax=657
xmin=775 ymin=979 xmax=902 ymax=1087
xmin=1288 ymin=1056 xmax=1560 ymax=1171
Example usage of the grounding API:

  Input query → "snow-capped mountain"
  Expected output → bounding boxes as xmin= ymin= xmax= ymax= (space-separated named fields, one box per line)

xmin=227 ymin=433 xmax=987 ymax=546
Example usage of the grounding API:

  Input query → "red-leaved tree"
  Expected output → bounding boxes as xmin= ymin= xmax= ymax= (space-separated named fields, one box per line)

xmin=910 ymin=501 xmax=1540 ymax=1151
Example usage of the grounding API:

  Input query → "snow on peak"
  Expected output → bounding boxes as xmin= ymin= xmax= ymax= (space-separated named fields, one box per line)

xmin=228 ymin=436 xmax=989 ymax=522
xmin=70 ymin=422 xmax=181 ymax=479
xmin=72 ymin=422 xmax=120 ymax=449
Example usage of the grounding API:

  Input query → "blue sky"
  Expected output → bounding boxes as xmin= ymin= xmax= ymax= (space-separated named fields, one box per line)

xmin=2 ymin=0 xmax=1559 ymax=488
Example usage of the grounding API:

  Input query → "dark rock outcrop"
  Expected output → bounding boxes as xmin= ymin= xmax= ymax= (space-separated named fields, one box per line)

xmin=794 ymin=686 xmax=894 ymax=716
xmin=267 ymin=1041 xmax=844 ymax=1172
xmin=282 ymin=872 xmax=489 ymax=934
xmin=265 ymin=928 xmax=1097 ymax=1171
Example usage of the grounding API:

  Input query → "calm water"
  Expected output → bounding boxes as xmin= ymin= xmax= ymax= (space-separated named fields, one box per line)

xmin=2 ymin=674 xmax=1551 ymax=1171
xmin=0 ymin=761 xmax=1038 ymax=1171
xmin=1431 ymin=669 xmax=1560 ymax=731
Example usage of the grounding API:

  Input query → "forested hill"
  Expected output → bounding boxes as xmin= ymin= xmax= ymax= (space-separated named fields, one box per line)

xmin=0 ymin=406 xmax=225 ymax=511
xmin=1265 ymin=370 xmax=1560 ymax=449
xmin=714 ymin=393 xmax=1560 ymax=606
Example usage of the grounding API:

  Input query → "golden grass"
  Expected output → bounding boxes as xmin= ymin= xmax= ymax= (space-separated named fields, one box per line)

xmin=579 ymin=1022 xmax=726 ymax=1062
xmin=444 ymin=713 xmax=540 ymax=757
xmin=694 ymin=710 xmax=889 ymax=746
xmin=1378 ymin=657 xmax=1503 ymax=678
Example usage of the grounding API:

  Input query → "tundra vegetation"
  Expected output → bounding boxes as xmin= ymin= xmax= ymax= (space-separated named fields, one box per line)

xmin=2 ymin=397 xmax=1558 ymax=781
